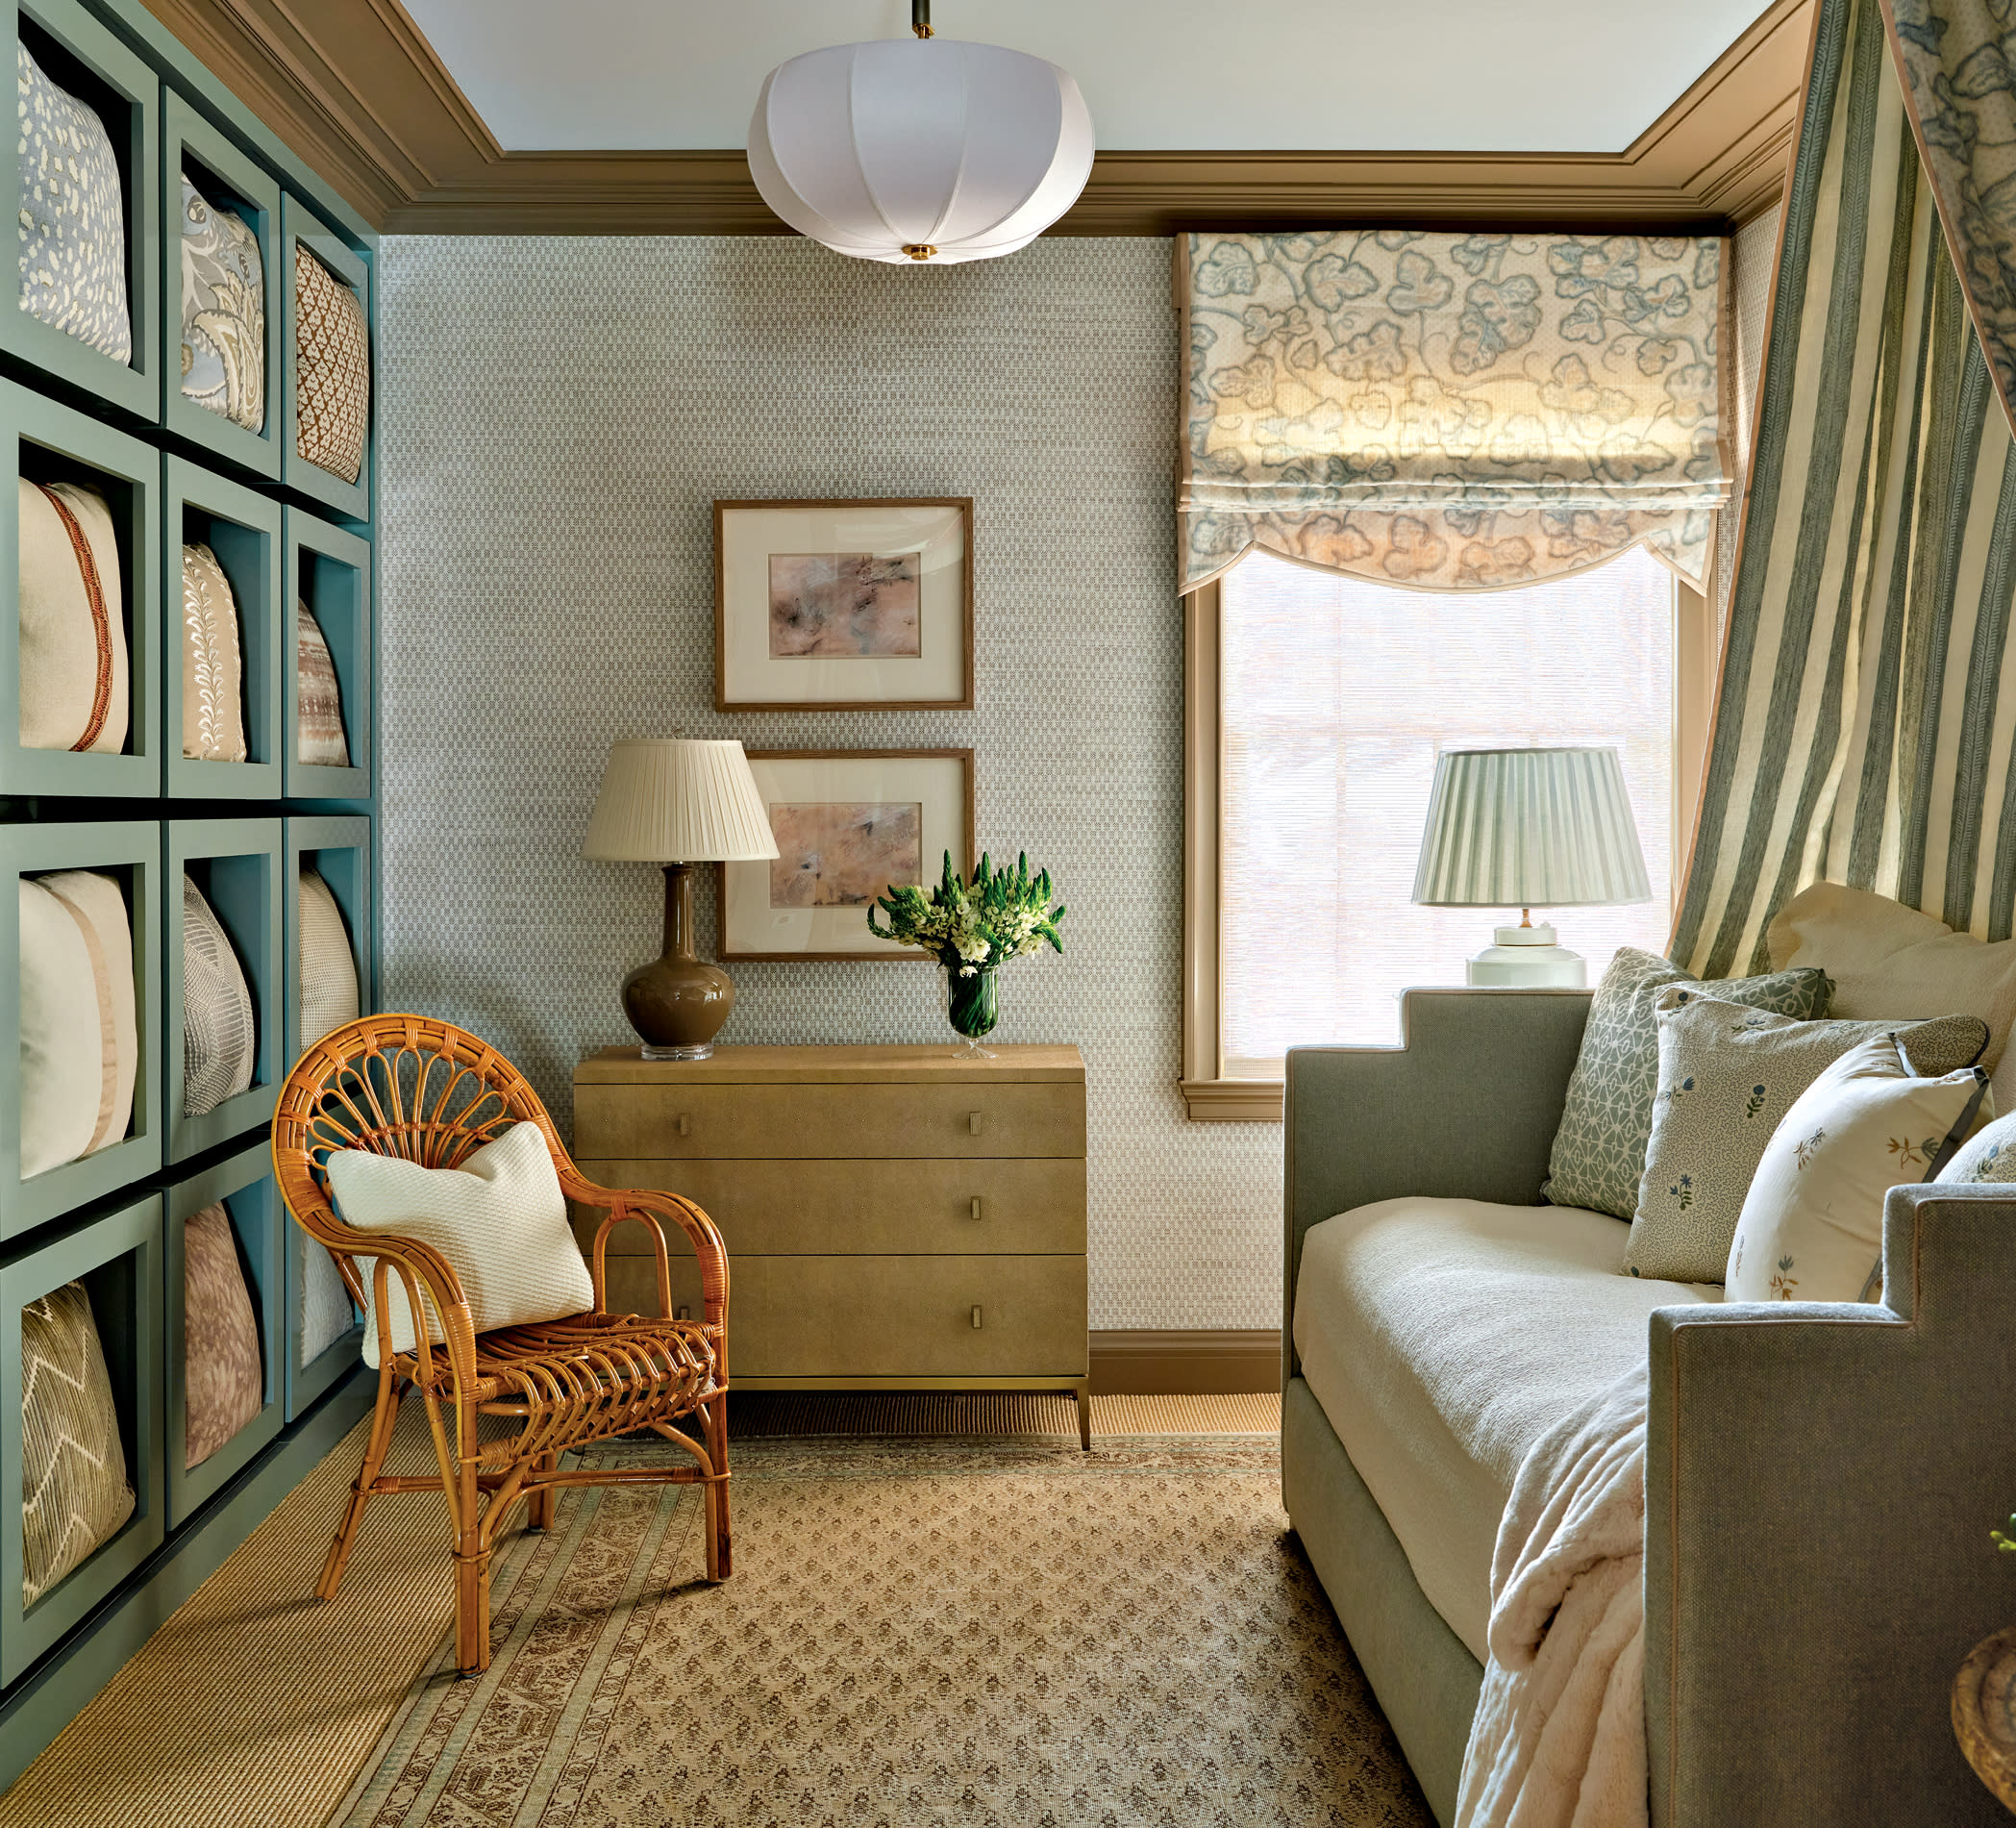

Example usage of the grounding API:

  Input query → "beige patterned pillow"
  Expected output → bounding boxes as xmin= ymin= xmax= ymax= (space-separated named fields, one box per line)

xmin=1628 ymin=990 xmax=1990 ymax=1282
xmin=19 ymin=479 xmax=126 ymax=755
xmin=182 ymin=873 xmax=255 ymax=1117
xmin=295 ymin=602 xmax=349 ymax=766
xmin=19 ymin=871 xmax=137 ymax=1177
xmin=293 ymin=247 xmax=367 ymax=485
xmin=183 ymin=1204 xmax=262 ymax=1467
xmin=180 ymin=543 xmax=246 ymax=763
xmin=297 ymin=1239 xmax=355 ymax=1367
xmin=21 ymin=1280 xmax=135 ymax=1604
xmin=297 ymin=868 xmax=359 ymax=1047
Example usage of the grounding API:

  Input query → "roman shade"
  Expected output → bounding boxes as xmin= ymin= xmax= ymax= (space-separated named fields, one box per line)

xmin=1180 ymin=230 xmax=1730 ymax=596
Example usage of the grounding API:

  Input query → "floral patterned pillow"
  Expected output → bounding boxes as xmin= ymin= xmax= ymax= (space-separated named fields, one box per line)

xmin=1626 ymin=990 xmax=1988 ymax=1283
xmin=1945 ymin=1110 xmax=2016 ymax=1183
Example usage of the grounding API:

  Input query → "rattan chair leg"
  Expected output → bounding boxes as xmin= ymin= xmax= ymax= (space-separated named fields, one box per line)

xmin=706 ymin=1396 xmax=732 ymax=1582
xmin=316 ymin=1367 xmax=403 ymax=1602
xmin=526 ymin=1455 xmax=558 ymax=1533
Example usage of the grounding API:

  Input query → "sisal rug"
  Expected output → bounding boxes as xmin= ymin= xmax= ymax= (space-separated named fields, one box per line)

xmin=328 ymin=1429 xmax=1431 ymax=1828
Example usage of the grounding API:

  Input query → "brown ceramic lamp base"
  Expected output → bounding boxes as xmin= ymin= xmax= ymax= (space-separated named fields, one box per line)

xmin=622 ymin=863 xmax=734 ymax=1060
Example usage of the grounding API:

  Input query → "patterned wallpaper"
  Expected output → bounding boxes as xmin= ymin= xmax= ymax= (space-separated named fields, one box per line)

xmin=375 ymin=235 xmax=1282 ymax=1331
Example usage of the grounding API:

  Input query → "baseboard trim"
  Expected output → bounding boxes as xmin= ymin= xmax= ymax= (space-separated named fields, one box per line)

xmin=1089 ymin=1329 xmax=1282 ymax=1395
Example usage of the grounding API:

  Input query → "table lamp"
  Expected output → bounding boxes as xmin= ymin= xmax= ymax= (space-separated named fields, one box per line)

xmin=1411 ymin=745 xmax=1651 ymax=988
xmin=584 ymin=738 xmax=779 ymax=1059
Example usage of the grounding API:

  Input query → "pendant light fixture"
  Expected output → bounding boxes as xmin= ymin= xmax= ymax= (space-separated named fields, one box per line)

xmin=746 ymin=0 xmax=1094 ymax=265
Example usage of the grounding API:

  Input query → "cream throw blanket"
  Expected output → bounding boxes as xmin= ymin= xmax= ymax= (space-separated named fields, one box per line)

xmin=1456 ymin=1363 xmax=1650 ymax=1828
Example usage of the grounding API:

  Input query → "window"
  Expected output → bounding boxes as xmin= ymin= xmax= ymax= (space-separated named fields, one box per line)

xmin=1182 ymin=543 xmax=1713 ymax=1119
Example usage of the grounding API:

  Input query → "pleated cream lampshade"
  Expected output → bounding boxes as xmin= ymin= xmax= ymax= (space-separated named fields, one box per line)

xmin=1412 ymin=746 xmax=1650 ymax=988
xmin=584 ymin=739 xmax=777 ymax=1061
xmin=584 ymin=739 xmax=779 ymax=864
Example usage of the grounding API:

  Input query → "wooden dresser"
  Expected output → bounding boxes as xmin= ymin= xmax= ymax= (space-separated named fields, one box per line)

xmin=572 ymin=1043 xmax=1090 ymax=1446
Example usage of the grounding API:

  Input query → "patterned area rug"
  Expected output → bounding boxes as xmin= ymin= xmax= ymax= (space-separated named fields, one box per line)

xmin=329 ymin=1433 xmax=1431 ymax=1828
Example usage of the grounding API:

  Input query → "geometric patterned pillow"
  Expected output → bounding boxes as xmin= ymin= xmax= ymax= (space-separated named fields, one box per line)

xmin=1544 ymin=946 xmax=1834 ymax=1219
xmin=182 ymin=872 xmax=255 ymax=1117
xmin=293 ymin=247 xmax=367 ymax=485
xmin=20 ymin=1280 xmax=134 ymax=1604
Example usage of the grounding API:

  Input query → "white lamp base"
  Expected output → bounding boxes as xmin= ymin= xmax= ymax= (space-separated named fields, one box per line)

xmin=1464 ymin=922 xmax=1586 ymax=989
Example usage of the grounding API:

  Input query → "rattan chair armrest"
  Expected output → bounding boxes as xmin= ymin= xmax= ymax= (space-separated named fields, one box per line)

xmin=561 ymin=1170 xmax=731 ymax=1327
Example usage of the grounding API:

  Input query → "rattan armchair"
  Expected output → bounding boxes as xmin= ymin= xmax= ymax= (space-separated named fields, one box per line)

xmin=270 ymin=1014 xmax=730 ymax=1676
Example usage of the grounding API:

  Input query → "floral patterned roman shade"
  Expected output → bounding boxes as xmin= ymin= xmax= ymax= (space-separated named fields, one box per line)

xmin=1180 ymin=230 xmax=1732 ymax=595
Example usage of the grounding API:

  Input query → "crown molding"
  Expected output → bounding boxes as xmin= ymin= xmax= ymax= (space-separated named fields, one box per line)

xmin=138 ymin=0 xmax=1810 ymax=237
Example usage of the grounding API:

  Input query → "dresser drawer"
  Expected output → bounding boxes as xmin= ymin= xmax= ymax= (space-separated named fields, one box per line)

xmin=575 ymin=1083 xmax=1085 ymax=1161
xmin=574 ymin=1157 xmax=1087 ymax=1255
xmin=601 ymin=1252 xmax=1088 ymax=1378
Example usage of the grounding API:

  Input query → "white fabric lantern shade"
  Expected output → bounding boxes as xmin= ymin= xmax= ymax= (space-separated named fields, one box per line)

xmin=583 ymin=739 xmax=779 ymax=864
xmin=1413 ymin=747 xmax=1652 ymax=911
xmin=747 ymin=38 xmax=1094 ymax=264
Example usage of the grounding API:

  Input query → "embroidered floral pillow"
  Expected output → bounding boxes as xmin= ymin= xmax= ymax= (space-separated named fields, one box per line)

xmin=1948 ymin=1111 xmax=2016 ymax=1183
xmin=1625 ymin=989 xmax=1988 ymax=1283
xmin=1725 ymin=1035 xmax=1989 ymax=1304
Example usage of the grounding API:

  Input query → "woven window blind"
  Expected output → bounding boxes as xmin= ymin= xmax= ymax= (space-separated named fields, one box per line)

xmin=1220 ymin=545 xmax=1676 ymax=1068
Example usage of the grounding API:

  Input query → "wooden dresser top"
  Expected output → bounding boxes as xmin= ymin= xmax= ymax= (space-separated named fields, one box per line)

xmin=576 ymin=1043 xmax=1085 ymax=1086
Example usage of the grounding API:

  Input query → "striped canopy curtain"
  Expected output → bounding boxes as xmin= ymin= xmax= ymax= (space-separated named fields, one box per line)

xmin=1673 ymin=0 xmax=2016 ymax=974
xmin=1179 ymin=231 xmax=1733 ymax=596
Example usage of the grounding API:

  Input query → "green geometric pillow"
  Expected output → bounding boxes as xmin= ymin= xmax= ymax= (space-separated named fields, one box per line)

xmin=1544 ymin=947 xmax=1832 ymax=1219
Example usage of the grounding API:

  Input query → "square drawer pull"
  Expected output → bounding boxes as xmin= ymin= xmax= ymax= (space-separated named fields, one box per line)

xmin=970 ymin=1196 xmax=983 ymax=1221
xmin=971 ymin=1305 xmax=983 ymax=1329
xmin=677 ymin=1114 xmax=691 ymax=1138
xmin=675 ymin=1304 xmax=691 ymax=1321
xmin=967 ymin=1112 xmax=983 ymax=1136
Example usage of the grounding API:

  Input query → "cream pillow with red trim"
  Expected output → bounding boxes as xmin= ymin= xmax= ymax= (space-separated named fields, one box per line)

xmin=326 ymin=1119 xmax=592 ymax=1367
xmin=1726 ymin=1035 xmax=1991 ymax=1304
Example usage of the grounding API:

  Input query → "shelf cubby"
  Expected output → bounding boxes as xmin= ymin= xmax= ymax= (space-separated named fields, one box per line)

xmin=163 ymin=1143 xmax=281 ymax=1527
xmin=163 ymin=817 xmax=280 ymax=1165
xmin=284 ymin=814 xmax=371 ymax=1064
xmin=0 ymin=1189 xmax=164 ymax=1684
xmin=279 ymin=196 xmax=370 ymax=524
xmin=284 ymin=510 xmax=370 ymax=800
xmin=161 ymin=90 xmax=282 ymax=481
xmin=0 ymin=380 xmax=162 ymax=797
xmin=4 ymin=0 xmax=161 ymax=424
xmin=0 ymin=820 xmax=162 ymax=1241
xmin=162 ymin=455 xmax=282 ymax=799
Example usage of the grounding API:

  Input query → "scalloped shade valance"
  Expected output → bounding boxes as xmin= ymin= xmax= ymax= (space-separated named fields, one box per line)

xmin=747 ymin=36 xmax=1094 ymax=265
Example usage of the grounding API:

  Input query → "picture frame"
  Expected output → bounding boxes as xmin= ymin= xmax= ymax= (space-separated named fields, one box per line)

xmin=721 ymin=749 xmax=975 ymax=961
xmin=714 ymin=498 xmax=974 ymax=711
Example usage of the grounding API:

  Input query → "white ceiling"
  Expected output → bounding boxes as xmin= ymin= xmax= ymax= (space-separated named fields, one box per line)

xmin=400 ymin=1 xmax=1771 ymax=155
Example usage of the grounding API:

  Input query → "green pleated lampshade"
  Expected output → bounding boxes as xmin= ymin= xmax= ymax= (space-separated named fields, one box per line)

xmin=1412 ymin=746 xmax=1652 ymax=910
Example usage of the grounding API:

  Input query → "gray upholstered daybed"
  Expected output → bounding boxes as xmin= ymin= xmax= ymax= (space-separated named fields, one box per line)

xmin=1283 ymin=986 xmax=2016 ymax=1827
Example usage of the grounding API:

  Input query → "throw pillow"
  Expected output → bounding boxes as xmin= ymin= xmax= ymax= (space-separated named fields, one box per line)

xmin=182 ymin=1203 xmax=262 ymax=1468
xmin=179 ymin=171 xmax=264 ymax=433
xmin=1544 ymin=946 xmax=1833 ymax=1219
xmin=297 ymin=867 xmax=359 ymax=1046
xmin=293 ymin=247 xmax=368 ymax=485
xmin=326 ymin=1120 xmax=593 ymax=1369
xmin=295 ymin=603 xmax=350 ymax=766
xmin=1768 ymin=880 xmax=2016 ymax=1118
xmin=180 ymin=543 xmax=247 ymax=763
xmin=16 ymin=42 xmax=131 ymax=364
xmin=21 ymin=1280 xmax=135 ymax=1604
xmin=1627 ymin=992 xmax=1989 ymax=1282
xmin=1947 ymin=1110 xmax=2016 ymax=1183
xmin=19 ymin=478 xmax=126 ymax=755
xmin=296 ymin=1238 xmax=355 ymax=1366
xmin=19 ymin=870 xmax=137 ymax=1178
xmin=181 ymin=873 xmax=255 ymax=1117
xmin=1725 ymin=1036 xmax=1990 ymax=1304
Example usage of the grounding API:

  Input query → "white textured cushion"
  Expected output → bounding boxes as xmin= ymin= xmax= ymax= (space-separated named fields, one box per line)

xmin=19 ymin=870 xmax=136 ymax=1177
xmin=327 ymin=1120 xmax=593 ymax=1368
xmin=1727 ymin=1036 xmax=1991 ymax=1303
xmin=1292 ymin=1196 xmax=1718 ymax=1661
xmin=1768 ymin=881 xmax=2016 ymax=1119
xmin=296 ymin=868 xmax=359 ymax=1047
xmin=181 ymin=873 xmax=255 ymax=1116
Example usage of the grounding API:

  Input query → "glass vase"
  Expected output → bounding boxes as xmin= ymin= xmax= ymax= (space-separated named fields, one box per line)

xmin=942 ymin=964 xmax=1000 ymax=1056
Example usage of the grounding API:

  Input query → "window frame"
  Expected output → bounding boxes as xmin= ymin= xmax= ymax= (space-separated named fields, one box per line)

xmin=1180 ymin=562 xmax=1718 ymax=1122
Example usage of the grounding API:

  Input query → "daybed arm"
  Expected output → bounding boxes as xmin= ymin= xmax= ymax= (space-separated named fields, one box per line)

xmin=1283 ymin=988 xmax=1591 ymax=1380
xmin=1644 ymin=1184 xmax=2016 ymax=1828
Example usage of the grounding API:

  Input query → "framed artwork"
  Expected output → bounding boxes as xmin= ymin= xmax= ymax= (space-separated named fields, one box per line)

xmin=722 ymin=749 xmax=976 ymax=961
xmin=713 ymin=498 xmax=974 ymax=711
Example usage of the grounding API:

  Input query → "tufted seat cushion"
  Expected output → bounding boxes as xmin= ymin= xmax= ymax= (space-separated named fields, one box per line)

xmin=1292 ymin=1196 xmax=1720 ymax=1662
